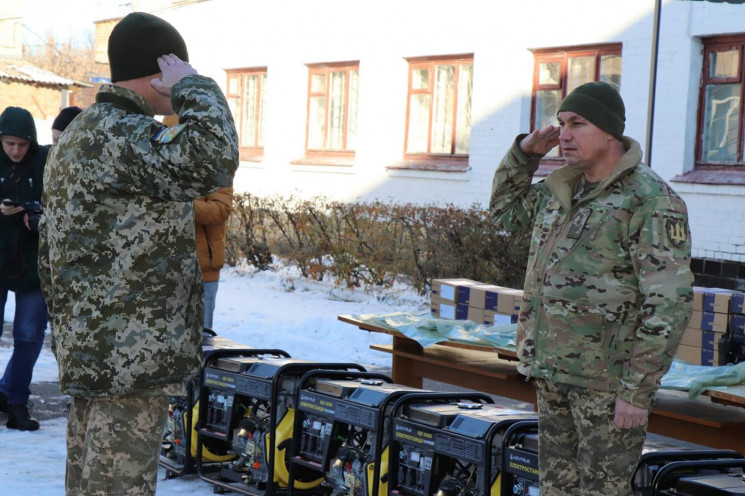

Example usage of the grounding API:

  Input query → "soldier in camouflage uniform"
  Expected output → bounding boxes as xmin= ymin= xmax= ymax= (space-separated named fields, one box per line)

xmin=38 ymin=12 xmax=238 ymax=496
xmin=489 ymin=81 xmax=693 ymax=496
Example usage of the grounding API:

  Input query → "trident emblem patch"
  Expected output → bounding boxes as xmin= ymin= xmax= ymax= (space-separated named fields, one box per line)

xmin=666 ymin=219 xmax=687 ymax=248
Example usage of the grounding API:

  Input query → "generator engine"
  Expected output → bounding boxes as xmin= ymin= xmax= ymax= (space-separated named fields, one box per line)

xmin=195 ymin=348 xmax=365 ymax=495
xmin=290 ymin=370 xmax=423 ymax=496
xmin=652 ymin=458 xmax=745 ymax=495
xmin=160 ymin=332 xmax=251 ymax=478
xmin=386 ymin=392 xmax=538 ymax=496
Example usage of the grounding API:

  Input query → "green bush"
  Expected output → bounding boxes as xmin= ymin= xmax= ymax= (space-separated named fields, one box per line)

xmin=225 ymin=193 xmax=530 ymax=293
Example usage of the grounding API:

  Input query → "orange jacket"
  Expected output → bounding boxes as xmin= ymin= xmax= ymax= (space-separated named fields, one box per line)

xmin=195 ymin=187 xmax=233 ymax=282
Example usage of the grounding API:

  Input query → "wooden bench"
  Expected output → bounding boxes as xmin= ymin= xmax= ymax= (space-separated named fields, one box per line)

xmin=342 ymin=314 xmax=745 ymax=451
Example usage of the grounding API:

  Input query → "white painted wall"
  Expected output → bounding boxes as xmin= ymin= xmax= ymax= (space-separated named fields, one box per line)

xmin=153 ymin=0 xmax=745 ymax=262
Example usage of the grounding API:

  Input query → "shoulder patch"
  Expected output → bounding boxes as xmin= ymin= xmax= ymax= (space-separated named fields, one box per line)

xmin=665 ymin=218 xmax=687 ymax=248
xmin=153 ymin=123 xmax=187 ymax=144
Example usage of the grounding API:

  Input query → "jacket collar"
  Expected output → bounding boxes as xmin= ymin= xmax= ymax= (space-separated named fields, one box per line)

xmin=95 ymin=84 xmax=156 ymax=117
xmin=545 ymin=137 xmax=643 ymax=211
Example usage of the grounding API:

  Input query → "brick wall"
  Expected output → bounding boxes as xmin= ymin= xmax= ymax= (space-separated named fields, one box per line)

xmin=0 ymin=81 xmax=65 ymax=121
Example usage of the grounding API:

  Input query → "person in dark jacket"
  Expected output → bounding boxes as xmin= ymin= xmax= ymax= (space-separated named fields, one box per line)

xmin=0 ymin=106 xmax=49 ymax=431
xmin=51 ymin=106 xmax=82 ymax=144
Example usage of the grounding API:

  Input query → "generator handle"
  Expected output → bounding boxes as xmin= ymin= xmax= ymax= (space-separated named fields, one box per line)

xmin=500 ymin=419 xmax=540 ymax=496
xmin=202 ymin=347 xmax=291 ymax=366
xmin=652 ymin=458 xmax=745 ymax=493
xmin=389 ymin=391 xmax=494 ymax=419
xmin=296 ymin=369 xmax=392 ymax=392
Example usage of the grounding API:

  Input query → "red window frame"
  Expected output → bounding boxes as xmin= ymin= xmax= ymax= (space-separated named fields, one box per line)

xmin=226 ymin=68 xmax=267 ymax=162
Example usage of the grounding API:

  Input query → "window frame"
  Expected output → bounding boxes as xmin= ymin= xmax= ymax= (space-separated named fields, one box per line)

xmin=394 ymin=53 xmax=473 ymax=172
xmin=226 ymin=67 xmax=267 ymax=162
xmin=300 ymin=61 xmax=359 ymax=166
xmin=694 ymin=34 xmax=745 ymax=170
xmin=530 ymin=43 xmax=622 ymax=170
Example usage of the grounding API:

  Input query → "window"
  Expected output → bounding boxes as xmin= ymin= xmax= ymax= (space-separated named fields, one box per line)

xmin=696 ymin=35 xmax=745 ymax=168
xmin=302 ymin=62 xmax=359 ymax=165
xmin=400 ymin=54 xmax=473 ymax=171
xmin=532 ymin=44 xmax=622 ymax=161
xmin=226 ymin=68 xmax=267 ymax=161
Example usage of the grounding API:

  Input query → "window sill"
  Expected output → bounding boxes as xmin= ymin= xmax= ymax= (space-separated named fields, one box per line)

xmin=671 ymin=169 xmax=745 ymax=185
xmin=386 ymin=158 xmax=469 ymax=172
xmin=290 ymin=155 xmax=355 ymax=167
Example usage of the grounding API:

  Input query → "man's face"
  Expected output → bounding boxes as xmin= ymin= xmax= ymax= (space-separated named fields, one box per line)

xmin=1 ymin=135 xmax=31 ymax=163
xmin=557 ymin=111 xmax=614 ymax=171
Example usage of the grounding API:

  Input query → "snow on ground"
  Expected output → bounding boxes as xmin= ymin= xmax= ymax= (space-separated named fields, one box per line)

xmin=0 ymin=261 xmax=429 ymax=495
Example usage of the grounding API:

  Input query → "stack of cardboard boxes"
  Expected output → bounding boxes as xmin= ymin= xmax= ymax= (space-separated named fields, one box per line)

xmin=430 ymin=278 xmax=522 ymax=326
xmin=677 ymin=287 xmax=745 ymax=366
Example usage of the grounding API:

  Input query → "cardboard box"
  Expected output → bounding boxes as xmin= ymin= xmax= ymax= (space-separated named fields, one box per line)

xmin=431 ymin=278 xmax=480 ymax=303
xmin=693 ymin=287 xmax=734 ymax=314
xmin=689 ymin=310 xmax=728 ymax=333
xmin=675 ymin=343 xmax=703 ymax=365
xmin=484 ymin=288 xmax=523 ymax=314
xmin=731 ymin=313 xmax=745 ymax=336
xmin=460 ymin=284 xmax=506 ymax=309
xmin=730 ymin=292 xmax=745 ymax=314
xmin=431 ymin=302 xmax=456 ymax=320
xmin=680 ymin=327 xmax=703 ymax=348
xmin=466 ymin=306 xmax=485 ymax=324
xmin=483 ymin=310 xmax=519 ymax=326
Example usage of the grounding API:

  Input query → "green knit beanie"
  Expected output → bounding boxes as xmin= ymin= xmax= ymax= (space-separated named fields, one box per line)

xmin=557 ymin=81 xmax=625 ymax=140
xmin=108 ymin=12 xmax=189 ymax=83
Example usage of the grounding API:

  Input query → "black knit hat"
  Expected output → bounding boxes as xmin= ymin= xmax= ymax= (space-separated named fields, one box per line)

xmin=557 ymin=81 xmax=626 ymax=140
xmin=0 ymin=106 xmax=37 ymax=143
xmin=52 ymin=106 xmax=82 ymax=132
xmin=108 ymin=12 xmax=188 ymax=83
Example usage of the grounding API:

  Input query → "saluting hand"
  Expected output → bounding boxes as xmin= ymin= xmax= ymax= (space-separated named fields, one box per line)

xmin=151 ymin=54 xmax=198 ymax=97
xmin=519 ymin=125 xmax=560 ymax=156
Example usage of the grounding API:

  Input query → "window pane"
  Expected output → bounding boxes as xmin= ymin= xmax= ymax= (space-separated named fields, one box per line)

xmin=535 ymin=89 xmax=561 ymax=157
xmin=431 ymin=65 xmax=455 ymax=154
xmin=702 ymin=84 xmax=740 ymax=163
xmin=412 ymin=68 xmax=429 ymax=90
xmin=407 ymin=93 xmax=431 ymax=153
xmin=310 ymin=73 xmax=326 ymax=92
xmin=710 ymin=49 xmax=739 ymax=79
xmin=455 ymin=64 xmax=473 ymax=155
xmin=327 ymin=71 xmax=346 ymax=150
xmin=567 ymin=56 xmax=596 ymax=92
xmin=242 ymin=74 xmax=259 ymax=147
xmin=308 ymin=95 xmax=326 ymax=149
xmin=538 ymin=61 xmax=560 ymax=85
xmin=347 ymin=70 xmax=359 ymax=150
xmin=599 ymin=55 xmax=622 ymax=91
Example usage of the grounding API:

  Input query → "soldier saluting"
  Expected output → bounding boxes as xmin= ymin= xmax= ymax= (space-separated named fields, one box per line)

xmin=39 ymin=12 xmax=238 ymax=496
xmin=490 ymin=81 xmax=694 ymax=496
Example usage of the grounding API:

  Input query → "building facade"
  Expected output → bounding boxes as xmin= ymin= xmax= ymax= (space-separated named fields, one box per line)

xmin=131 ymin=0 xmax=745 ymax=287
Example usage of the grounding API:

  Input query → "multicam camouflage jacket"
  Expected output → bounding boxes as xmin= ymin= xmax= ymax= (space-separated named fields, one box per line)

xmin=39 ymin=75 xmax=239 ymax=398
xmin=490 ymin=136 xmax=693 ymax=409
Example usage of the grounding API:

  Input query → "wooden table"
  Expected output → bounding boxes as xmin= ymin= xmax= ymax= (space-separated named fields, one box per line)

xmin=340 ymin=314 xmax=745 ymax=451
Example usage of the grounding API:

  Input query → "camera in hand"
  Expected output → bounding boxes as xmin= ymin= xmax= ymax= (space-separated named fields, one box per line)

xmin=22 ymin=200 xmax=42 ymax=231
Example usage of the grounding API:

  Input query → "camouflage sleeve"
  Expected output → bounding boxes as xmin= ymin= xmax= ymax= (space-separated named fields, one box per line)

xmin=488 ymin=135 xmax=543 ymax=231
xmin=125 ymin=75 xmax=239 ymax=201
xmin=37 ymin=216 xmax=54 ymax=319
xmin=622 ymin=195 xmax=694 ymax=408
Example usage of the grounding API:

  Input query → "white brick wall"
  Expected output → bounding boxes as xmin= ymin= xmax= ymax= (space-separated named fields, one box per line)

xmin=159 ymin=0 xmax=745 ymax=263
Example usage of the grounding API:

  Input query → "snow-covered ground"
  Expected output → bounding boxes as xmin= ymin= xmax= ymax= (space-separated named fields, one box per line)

xmin=0 ymin=261 xmax=430 ymax=495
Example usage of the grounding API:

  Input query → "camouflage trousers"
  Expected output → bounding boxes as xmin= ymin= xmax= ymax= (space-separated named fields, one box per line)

xmin=536 ymin=379 xmax=647 ymax=496
xmin=65 ymin=393 xmax=170 ymax=496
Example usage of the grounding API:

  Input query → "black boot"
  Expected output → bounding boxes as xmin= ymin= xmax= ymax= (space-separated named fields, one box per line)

xmin=0 ymin=391 xmax=7 ymax=413
xmin=7 ymin=402 xmax=39 ymax=431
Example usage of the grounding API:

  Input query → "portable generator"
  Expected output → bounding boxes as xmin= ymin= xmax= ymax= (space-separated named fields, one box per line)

xmin=160 ymin=330 xmax=254 ymax=478
xmin=632 ymin=438 xmax=743 ymax=495
xmin=386 ymin=392 xmax=538 ymax=496
xmin=195 ymin=348 xmax=366 ymax=495
xmin=499 ymin=420 xmax=540 ymax=496
xmin=289 ymin=369 xmax=425 ymax=496
xmin=651 ymin=458 xmax=745 ymax=495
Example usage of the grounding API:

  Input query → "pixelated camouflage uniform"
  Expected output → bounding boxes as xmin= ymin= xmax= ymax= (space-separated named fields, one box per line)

xmin=490 ymin=136 xmax=693 ymax=495
xmin=39 ymin=75 xmax=238 ymax=495
xmin=39 ymin=75 xmax=238 ymax=399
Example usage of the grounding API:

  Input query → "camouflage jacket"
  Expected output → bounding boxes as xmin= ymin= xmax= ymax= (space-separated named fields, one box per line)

xmin=489 ymin=136 xmax=693 ymax=409
xmin=39 ymin=75 xmax=239 ymax=398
